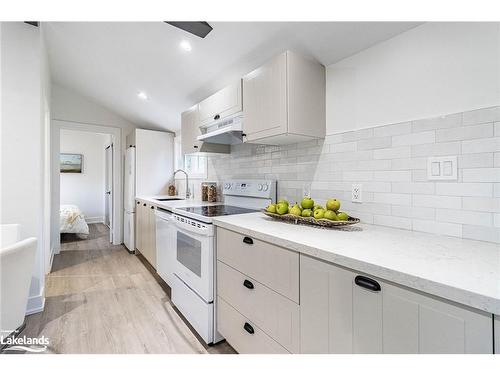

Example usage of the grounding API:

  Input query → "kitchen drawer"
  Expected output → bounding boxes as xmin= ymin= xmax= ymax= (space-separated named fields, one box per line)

xmin=217 ymin=261 xmax=300 ymax=353
xmin=217 ymin=297 xmax=289 ymax=354
xmin=217 ymin=228 xmax=299 ymax=303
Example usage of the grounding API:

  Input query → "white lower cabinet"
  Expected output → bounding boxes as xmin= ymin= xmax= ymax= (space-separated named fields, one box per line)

xmin=217 ymin=261 xmax=299 ymax=353
xmin=217 ymin=297 xmax=289 ymax=354
xmin=300 ymin=254 xmax=493 ymax=354
xmin=495 ymin=315 xmax=499 ymax=354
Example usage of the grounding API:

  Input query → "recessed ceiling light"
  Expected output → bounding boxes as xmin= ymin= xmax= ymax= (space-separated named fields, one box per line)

xmin=137 ymin=91 xmax=148 ymax=100
xmin=180 ymin=40 xmax=192 ymax=52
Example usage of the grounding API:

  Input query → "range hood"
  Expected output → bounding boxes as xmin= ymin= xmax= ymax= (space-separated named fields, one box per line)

xmin=197 ymin=113 xmax=243 ymax=145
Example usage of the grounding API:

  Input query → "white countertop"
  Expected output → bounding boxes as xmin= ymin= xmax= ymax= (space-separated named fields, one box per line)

xmin=135 ymin=195 xmax=222 ymax=211
xmin=213 ymin=212 xmax=500 ymax=315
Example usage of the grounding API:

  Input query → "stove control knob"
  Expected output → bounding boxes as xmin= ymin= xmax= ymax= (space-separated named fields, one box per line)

xmin=257 ymin=184 xmax=263 ymax=191
xmin=263 ymin=184 xmax=269 ymax=191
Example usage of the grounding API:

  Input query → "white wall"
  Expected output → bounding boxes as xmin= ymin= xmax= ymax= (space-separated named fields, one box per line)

xmin=0 ymin=22 xmax=47 ymax=313
xmin=60 ymin=130 xmax=108 ymax=223
xmin=52 ymin=84 xmax=137 ymax=131
xmin=326 ymin=22 xmax=500 ymax=134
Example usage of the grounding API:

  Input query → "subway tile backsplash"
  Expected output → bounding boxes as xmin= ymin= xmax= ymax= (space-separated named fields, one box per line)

xmin=197 ymin=106 xmax=500 ymax=243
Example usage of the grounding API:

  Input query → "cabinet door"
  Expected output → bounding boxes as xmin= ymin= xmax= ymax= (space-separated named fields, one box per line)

xmin=243 ymin=52 xmax=287 ymax=142
xmin=140 ymin=202 xmax=148 ymax=255
xmin=148 ymin=205 xmax=157 ymax=269
xmin=352 ymin=276 xmax=383 ymax=353
xmin=383 ymin=283 xmax=493 ymax=354
xmin=300 ymin=255 xmax=493 ymax=354
xmin=135 ymin=200 xmax=144 ymax=252
xmin=495 ymin=315 xmax=499 ymax=354
xmin=181 ymin=107 xmax=201 ymax=156
xmin=198 ymin=81 xmax=242 ymax=126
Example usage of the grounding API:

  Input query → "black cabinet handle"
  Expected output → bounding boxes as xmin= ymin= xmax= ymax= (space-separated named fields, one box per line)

xmin=143 ymin=203 xmax=147 ymax=207
xmin=194 ymin=145 xmax=199 ymax=149
xmin=151 ymin=206 xmax=154 ymax=209
xmin=243 ymin=322 xmax=254 ymax=335
xmin=242 ymin=236 xmax=253 ymax=245
xmin=214 ymin=114 xmax=220 ymax=120
xmin=355 ymin=275 xmax=381 ymax=292
xmin=137 ymin=201 xmax=140 ymax=205
xmin=243 ymin=279 xmax=254 ymax=290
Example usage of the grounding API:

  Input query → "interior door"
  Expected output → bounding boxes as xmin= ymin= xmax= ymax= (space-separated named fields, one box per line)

xmin=104 ymin=143 xmax=113 ymax=243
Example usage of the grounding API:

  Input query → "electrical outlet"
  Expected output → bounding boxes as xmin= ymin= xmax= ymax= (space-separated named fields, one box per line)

xmin=352 ymin=184 xmax=362 ymax=203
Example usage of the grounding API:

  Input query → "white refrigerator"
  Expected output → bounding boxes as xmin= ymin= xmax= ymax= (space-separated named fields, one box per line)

xmin=123 ymin=129 xmax=175 ymax=252
xmin=123 ymin=147 xmax=136 ymax=251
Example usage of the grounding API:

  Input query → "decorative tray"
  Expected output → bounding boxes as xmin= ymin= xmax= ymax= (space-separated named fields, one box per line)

xmin=262 ymin=210 xmax=360 ymax=228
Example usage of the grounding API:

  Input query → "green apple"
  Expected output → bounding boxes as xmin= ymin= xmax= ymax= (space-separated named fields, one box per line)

xmin=313 ymin=208 xmax=325 ymax=220
xmin=326 ymin=198 xmax=341 ymax=212
xmin=276 ymin=202 xmax=289 ymax=215
xmin=337 ymin=212 xmax=349 ymax=221
xmin=313 ymin=204 xmax=324 ymax=211
xmin=266 ymin=204 xmax=277 ymax=214
xmin=301 ymin=209 xmax=312 ymax=217
xmin=289 ymin=203 xmax=302 ymax=216
xmin=277 ymin=199 xmax=289 ymax=207
xmin=324 ymin=210 xmax=339 ymax=221
xmin=301 ymin=197 xmax=314 ymax=210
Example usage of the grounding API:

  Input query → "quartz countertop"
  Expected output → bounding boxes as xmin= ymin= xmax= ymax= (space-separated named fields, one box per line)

xmin=213 ymin=212 xmax=500 ymax=315
xmin=135 ymin=195 xmax=221 ymax=212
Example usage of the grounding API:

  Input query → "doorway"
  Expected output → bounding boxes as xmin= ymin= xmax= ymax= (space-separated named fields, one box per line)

xmin=51 ymin=120 xmax=123 ymax=256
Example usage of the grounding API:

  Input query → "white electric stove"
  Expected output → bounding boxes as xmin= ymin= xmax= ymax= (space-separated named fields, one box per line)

xmin=169 ymin=180 xmax=276 ymax=345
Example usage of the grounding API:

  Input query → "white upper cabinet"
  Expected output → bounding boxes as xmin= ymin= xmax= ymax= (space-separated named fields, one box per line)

xmin=243 ymin=51 xmax=326 ymax=145
xmin=181 ymin=105 xmax=229 ymax=156
xmin=198 ymin=80 xmax=242 ymax=126
xmin=181 ymin=106 xmax=201 ymax=155
xmin=300 ymin=254 xmax=493 ymax=354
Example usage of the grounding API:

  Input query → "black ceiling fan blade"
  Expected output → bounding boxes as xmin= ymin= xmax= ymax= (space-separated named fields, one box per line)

xmin=164 ymin=22 xmax=213 ymax=38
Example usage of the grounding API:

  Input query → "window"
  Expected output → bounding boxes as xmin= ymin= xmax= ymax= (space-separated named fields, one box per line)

xmin=184 ymin=154 xmax=208 ymax=179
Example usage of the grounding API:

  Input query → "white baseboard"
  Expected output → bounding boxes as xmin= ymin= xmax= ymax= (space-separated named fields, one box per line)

xmin=85 ymin=216 xmax=105 ymax=224
xmin=26 ymin=287 xmax=45 ymax=315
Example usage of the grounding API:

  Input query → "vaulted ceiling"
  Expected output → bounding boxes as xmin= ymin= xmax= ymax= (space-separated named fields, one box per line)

xmin=44 ymin=22 xmax=421 ymax=132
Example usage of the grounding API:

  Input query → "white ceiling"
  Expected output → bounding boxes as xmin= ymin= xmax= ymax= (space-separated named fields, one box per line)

xmin=44 ymin=22 xmax=422 ymax=132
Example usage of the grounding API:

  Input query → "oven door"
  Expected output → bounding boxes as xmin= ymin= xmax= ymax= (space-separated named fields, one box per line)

xmin=172 ymin=218 xmax=214 ymax=303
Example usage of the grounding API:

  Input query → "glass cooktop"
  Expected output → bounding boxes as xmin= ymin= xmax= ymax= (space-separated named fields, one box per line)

xmin=176 ymin=205 xmax=258 ymax=217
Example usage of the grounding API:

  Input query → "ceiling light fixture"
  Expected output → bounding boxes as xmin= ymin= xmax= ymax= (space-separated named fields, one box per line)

xmin=180 ymin=40 xmax=192 ymax=52
xmin=137 ymin=91 xmax=148 ymax=100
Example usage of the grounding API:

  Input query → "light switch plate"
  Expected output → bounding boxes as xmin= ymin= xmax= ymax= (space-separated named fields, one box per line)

xmin=427 ymin=156 xmax=458 ymax=181
xmin=352 ymin=184 xmax=362 ymax=203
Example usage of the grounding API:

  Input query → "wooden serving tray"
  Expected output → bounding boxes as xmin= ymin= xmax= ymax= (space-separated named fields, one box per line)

xmin=262 ymin=210 xmax=360 ymax=228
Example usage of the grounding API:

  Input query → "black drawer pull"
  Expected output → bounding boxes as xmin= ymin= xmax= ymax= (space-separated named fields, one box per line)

xmin=151 ymin=206 xmax=154 ymax=209
xmin=214 ymin=114 xmax=220 ymax=120
xmin=243 ymin=279 xmax=254 ymax=289
xmin=355 ymin=275 xmax=381 ymax=292
xmin=143 ymin=203 xmax=147 ymax=206
xmin=137 ymin=201 xmax=140 ymax=205
xmin=243 ymin=322 xmax=254 ymax=335
xmin=194 ymin=145 xmax=199 ymax=149
xmin=242 ymin=236 xmax=253 ymax=245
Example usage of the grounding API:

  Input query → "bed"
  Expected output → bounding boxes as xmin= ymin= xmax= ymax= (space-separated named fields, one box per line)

xmin=60 ymin=205 xmax=89 ymax=237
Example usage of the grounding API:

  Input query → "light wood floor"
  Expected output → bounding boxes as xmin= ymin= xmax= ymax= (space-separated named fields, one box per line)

xmin=24 ymin=224 xmax=235 ymax=354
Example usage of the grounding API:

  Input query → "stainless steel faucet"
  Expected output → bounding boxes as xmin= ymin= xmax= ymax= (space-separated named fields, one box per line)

xmin=174 ymin=169 xmax=191 ymax=199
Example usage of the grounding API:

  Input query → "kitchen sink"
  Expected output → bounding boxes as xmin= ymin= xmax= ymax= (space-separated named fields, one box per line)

xmin=154 ymin=197 xmax=184 ymax=201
